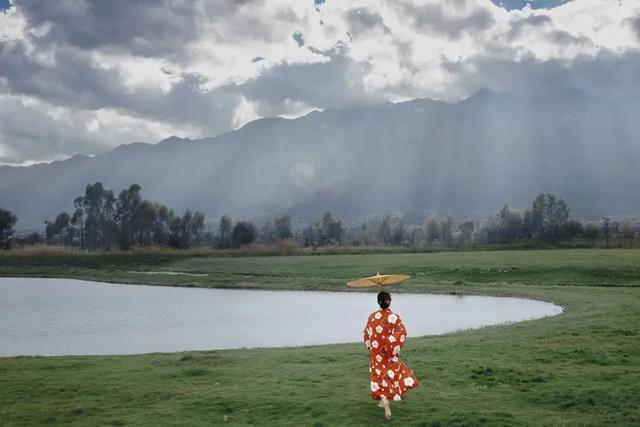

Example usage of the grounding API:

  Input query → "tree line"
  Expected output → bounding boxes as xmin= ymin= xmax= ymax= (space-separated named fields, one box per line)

xmin=1 ymin=188 xmax=639 ymax=251
xmin=41 ymin=183 xmax=206 ymax=250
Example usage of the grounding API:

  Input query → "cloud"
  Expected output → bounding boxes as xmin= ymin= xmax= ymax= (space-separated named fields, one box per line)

xmin=14 ymin=0 xmax=205 ymax=59
xmin=0 ymin=94 xmax=196 ymax=163
xmin=441 ymin=50 xmax=640 ymax=102
xmin=239 ymin=46 xmax=378 ymax=117
xmin=399 ymin=1 xmax=495 ymax=40
xmin=0 ymin=0 xmax=639 ymax=163
xmin=345 ymin=7 xmax=389 ymax=37
xmin=632 ymin=16 xmax=640 ymax=40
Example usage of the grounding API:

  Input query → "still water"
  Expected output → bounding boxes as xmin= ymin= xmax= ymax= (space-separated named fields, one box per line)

xmin=0 ymin=278 xmax=562 ymax=356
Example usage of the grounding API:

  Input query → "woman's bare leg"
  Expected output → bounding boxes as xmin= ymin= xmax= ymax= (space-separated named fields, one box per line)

xmin=381 ymin=396 xmax=391 ymax=420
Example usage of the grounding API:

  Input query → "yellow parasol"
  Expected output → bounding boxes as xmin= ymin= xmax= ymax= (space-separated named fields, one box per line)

xmin=347 ymin=272 xmax=411 ymax=288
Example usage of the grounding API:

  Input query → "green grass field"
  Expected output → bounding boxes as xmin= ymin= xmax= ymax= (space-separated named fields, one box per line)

xmin=1 ymin=249 xmax=639 ymax=425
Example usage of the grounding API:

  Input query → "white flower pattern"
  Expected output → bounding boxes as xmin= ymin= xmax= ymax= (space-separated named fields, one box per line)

xmin=365 ymin=308 xmax=417 ymax=399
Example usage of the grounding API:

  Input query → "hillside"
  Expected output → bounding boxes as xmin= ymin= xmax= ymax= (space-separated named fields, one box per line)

xmin=2 ymin=89 xmax=639 ymax=230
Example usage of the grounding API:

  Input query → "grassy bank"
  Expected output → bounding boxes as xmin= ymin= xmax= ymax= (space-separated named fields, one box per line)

xmin=1 ymin=250 xmax=639 ymax=425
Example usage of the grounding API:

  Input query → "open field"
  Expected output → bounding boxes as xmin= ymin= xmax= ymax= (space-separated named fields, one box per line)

xmin=1 ymin=249 xmax=640 ymax=425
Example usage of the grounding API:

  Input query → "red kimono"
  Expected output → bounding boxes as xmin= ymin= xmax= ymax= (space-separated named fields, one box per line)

xmin=363 ymin=308 xmax=418 ymax=401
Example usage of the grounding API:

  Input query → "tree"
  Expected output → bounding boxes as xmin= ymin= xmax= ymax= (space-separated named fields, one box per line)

xmin=319 ymin=212 xmax=345 ymax=245
xmin=391 ymin=222 xmax=406 ymax=245
xmin=53 ymin=212 xmax=72 ymax=246
xmin=131 ymin=200 xmax=157 ymax=246
xmin=0 ymin=208 xmax=17 ymax=250
xmin=26 ymin=232 xmax=43 ymax=245
xmin=377 ymin=216 xmax=392 ymax=245
xmin=531 ymin=193 xmax=571 ymax=240
xmin=260 ymin=222 xmax=276 ymax=244
xmin=439 ymin=217 xmax=455 ymax=243
xmin=186 ymin=211 xmax=205 ymax=246
xmin=115 ymin=184 xmax=142 ymax=249
xmin=169 ymin=210 xmax=206 ymax=248
xmin=499 ymin=205 xmax=523 ymax=242
xmin=602 ymin=217 xmax=612 ymax=249
xmin=301 ymin=223 xmax=317 ymax=247
xmin=152 ymin=204 xmax=174 ymax=246
xmin=79 ymin=182 xmax=116 ymax=250
xmin=360 ymin=221 xmax=370 ymax=245
xmin=583 ymin=223 xmax=599 ymax=248
xmin=425 ymin=218 xmax=440 ymax=243
xmin=71 ymin=196 xmax=85 ymax=249
xmin=232 ymin=220 xmax=257 ymax=247
xmin=457 ymin=220 xmax=475 ymax=245
xmin=425 ymin=216 xmax=454 ymax=244
xmin=273 ymin=214 xmax=293 ymax=241
xmin=620 ymin=222 xmax=636 ymax=248
xmin=217 ymin=215 xmax=233 ymax=248
xmin=560 ymin=219 xmax=583 ymax=240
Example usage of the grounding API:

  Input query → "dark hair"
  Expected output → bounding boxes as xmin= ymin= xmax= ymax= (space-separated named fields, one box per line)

xmin=377 ymin=291 xmax=391 ymax=309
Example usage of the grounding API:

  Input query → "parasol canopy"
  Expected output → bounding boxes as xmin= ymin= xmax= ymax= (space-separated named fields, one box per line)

xmin=347 ymin=272 xmax=411 ymax=288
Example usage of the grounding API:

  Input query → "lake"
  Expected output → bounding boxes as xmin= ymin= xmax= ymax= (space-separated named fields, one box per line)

xmin=0 ymin=278 xmax=563 ymax=356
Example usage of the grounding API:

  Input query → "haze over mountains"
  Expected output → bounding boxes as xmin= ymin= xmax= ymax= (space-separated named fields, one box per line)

xmin=2 ymin=89 xmax=640 ymax=231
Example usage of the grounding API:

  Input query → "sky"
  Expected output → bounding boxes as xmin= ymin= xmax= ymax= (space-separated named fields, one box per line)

xmin=0 ymin=0 xmax=639 ymax=165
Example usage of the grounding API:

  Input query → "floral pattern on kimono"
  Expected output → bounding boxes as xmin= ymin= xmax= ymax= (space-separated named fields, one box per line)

xmin=364 ymin=308 xmax=418 ymax=401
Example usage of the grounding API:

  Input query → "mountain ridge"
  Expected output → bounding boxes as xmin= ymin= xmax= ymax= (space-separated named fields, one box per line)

xmin=2 ymin=89 xmax=639 ymax=230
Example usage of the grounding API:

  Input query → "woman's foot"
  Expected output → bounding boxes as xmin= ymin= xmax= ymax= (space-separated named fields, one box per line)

xmin=381 ymin=396 xmax=391 ymax=420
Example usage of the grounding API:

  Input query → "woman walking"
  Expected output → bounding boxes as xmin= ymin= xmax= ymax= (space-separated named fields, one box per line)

xmin=363 ymin=291 xmax=418 ymax=420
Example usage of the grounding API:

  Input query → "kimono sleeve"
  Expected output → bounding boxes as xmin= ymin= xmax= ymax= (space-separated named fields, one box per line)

xmin=384 ymin=313 xmax=407 ymax=356
xmin=363 ymin=316 xmax=372 ymax=350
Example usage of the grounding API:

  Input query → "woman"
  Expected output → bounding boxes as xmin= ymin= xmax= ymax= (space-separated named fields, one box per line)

xmin=363 ymin=291 xmax=418 ymax=420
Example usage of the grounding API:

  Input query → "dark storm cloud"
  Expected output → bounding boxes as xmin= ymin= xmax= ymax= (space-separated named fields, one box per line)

xmin=13 ymin=0 xmax=204 ymax=59
xmin=506 ymin=14 xmax=552 ymax=40
xmin=0 ymin=41 xmax=127 ymax=110
xmin=548 ymin=30 xmax=591 ymax=47
xmin=0 ymin=39 xmax=239 ymax=134
xmin=345 ymin=7 xmax=389 ymax=37
xmin=239 ymin=46 xmax=380 ymax=116
xmin=399 ymin=2 xmax=494 ymax=40
xmin=631 ymin=16 xmax=640 ymax=40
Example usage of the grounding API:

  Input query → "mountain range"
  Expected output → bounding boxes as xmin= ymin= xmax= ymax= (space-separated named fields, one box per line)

xmin=2 ymin=89 xmax=640 ymax=231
